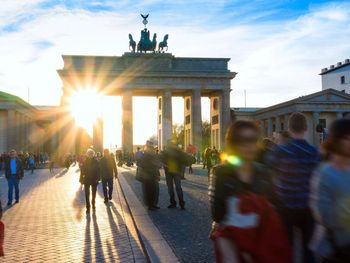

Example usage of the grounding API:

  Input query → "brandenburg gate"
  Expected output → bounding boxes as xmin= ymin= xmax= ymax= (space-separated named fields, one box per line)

xmin=57 ymin=16 xmax=236 ymax=154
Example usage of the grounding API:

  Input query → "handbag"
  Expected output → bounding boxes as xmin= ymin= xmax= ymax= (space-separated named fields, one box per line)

xmin=327 ymin=228 xmax=350 ymax=263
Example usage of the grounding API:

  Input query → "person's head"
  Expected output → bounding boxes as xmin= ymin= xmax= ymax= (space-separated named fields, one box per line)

xmin=225 ymin=120 xmax=260 ymax=161
xmin=145 ymin=140 xmax=154 ymax=152
xmin=277 ymin=131 xmax=291 ymax=145
xmin=137 ymin=147 xmax=141 ymax=151
xmin=9 ymin=149 xmax=17 ymax=159
xmin=86 ymin=149 xmax=95 ymax=158
xmin=323 ymin=119 xmax=350 ymax=158
xmin=288 ymin=112 xmax=307 ymax=138
xmin=103 ymin=149 xmax=109 ymax=156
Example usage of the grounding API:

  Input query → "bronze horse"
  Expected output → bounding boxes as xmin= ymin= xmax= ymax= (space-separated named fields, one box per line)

xmin=129 ymin=34 xmax=136 ymax=52
xmin=158 ymin=34 xmax=168 ymax=53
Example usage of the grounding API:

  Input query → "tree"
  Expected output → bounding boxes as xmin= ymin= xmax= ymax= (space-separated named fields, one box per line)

xmin=172 ymin=123 xmax=184 ymax=146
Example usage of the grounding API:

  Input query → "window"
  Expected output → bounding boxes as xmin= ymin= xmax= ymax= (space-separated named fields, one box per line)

xmin=341 ymin=76 xmax=345 ymax=84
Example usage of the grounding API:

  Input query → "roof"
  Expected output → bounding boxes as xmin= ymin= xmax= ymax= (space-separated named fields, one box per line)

xmin=254 ymin=88 xmax=350 ymax=115
xmin=320 ymin=59 xmax=350 ymax=75
xmin=231 ymin=107 xmax=261 ymax=113
xmin=0 ymin=90 xmax=36 ymax=110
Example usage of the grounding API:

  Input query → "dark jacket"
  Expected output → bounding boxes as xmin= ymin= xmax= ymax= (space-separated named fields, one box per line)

xmin=209 ymin=162 xmax=277 ymax=223
xmin=161 ymin=146 xmax=190 ymax=174
xmin=139 ymin=151 xmax=161 ymax=181
xmin=81 ymin=157 xmax=100 ymax=185
xmin=99 ymin=156 xmax=118 ymax=180
xmin=4 ymin=157 xmax=24 ymax=180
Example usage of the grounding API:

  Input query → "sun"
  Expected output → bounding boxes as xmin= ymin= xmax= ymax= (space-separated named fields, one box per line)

xmin=69 ymin=88 xmax=102 ymax=134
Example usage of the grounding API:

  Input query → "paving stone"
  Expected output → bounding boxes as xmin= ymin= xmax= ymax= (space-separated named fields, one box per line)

xmin=0 ymin=166 xmax=146 ymax=262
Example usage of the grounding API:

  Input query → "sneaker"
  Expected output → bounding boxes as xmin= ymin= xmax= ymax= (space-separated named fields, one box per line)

xmin=148 ymin=206 xmax=156 ymax=211
xmin=104 ymin=198 xmax=108 ymax=204
xmin=180 ymin=205 xmax=185 ymax=210
xmin=151 ymin=205 xmax=160 ymax=209
xmin=167 ymin=204 xmax=176 ymax=209
xmin=7 ymin=201 xmax=11 ymax=206
xmin=15 ymin=200 xmax=19 ymax=204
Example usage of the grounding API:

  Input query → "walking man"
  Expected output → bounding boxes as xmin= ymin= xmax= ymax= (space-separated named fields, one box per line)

xmin=81 ymin=149 xmax=100 ymax=214
xmin=270 ymin=112 xmax=319 ymax=263
xmin=4 ymin=150 xmax=24 ymax=206
xmin=99 ymin=149 xmax=118 ymax=203
xmin=161 ymin=141 xmax=186 ymax=210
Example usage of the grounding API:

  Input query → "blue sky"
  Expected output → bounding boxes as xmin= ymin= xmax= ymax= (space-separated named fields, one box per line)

xmin=0 ymin=0 xmax=349 ymax=145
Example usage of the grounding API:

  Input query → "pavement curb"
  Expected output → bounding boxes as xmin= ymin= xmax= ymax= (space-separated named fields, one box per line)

xmin=118 ymin=171 xmax=180 ymax=263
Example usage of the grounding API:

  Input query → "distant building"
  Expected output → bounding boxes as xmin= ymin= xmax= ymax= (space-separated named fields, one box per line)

xmin=0 ymin=91 xmax=60 ymax=154
xmin=231 ymin=89 xmax=350 ymax=147
xmin=320 ymin=59 xmax=350 ymax=93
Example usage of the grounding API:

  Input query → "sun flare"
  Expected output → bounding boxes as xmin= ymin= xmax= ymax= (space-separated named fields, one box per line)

xmin=69 ymin=88 xmax=102 ymax=133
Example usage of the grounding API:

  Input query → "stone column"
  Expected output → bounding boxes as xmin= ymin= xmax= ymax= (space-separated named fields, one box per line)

xmin=275 ymin=116 xmax=281 ymax=133
xmin=267 ymin=118 xmax=273 ymax=138
xmin=93 ymin=116 xmax=104 ymax=153
xmin=192 ymin=89 xmax=202 ymax=152
xmin=7 ymin=110 xmax=16 ymax=151
xmin=220 ymin=89 xmax=231 ymax=150
xmin=122 ymin=90 xmax=133 ymax=153
xmin=284 ymin=114 xmax=289 ymax=131
xmin=312 ymin=112 xmax=320 ymax=147
xmin=210 ymin=89 xmax=231 ymax=150
xmin=157 ymin=90 xmax=172 ymax=150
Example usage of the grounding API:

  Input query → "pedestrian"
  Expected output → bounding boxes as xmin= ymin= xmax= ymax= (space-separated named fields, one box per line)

xmin=270 ymin=112 xmax=319 ymax=263
xmin=135 ymin=147 xmax=143 ymax=166
xmin=310 ymin=118 xmax=350 ymax=263
xmin=209 ymin=120 xmax=292 ymax=263
xmin=205 ymin=147 xmax=213 ymax=180
xmin=99 ymin=149 xmax=118 ymax=203
xmin=49 ymin=158 xmax=54 ymax=174
xmin=28 ymin=154 xmax=35 ymax=174
xmin=138 ymin=141 xmax=161 ymax=211
xmin=161 ymin=140 xmax=187 ymax=210
xmin=4 ymin=150 xmax=24 ymax=206
xmin=81 ymin=149 xmax=100 ymax=214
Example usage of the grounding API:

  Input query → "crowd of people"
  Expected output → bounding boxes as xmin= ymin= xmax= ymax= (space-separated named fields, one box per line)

xmin=1 ymin=111 xmax=349 ymax=263
xmin=209 ymin=113 xmax=350 ymax=263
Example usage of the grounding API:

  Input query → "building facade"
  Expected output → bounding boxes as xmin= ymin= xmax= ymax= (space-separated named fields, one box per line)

xmin=321 ymin=59 xmax=350 ymax=93
xmin=0 ymin=91 xmax=60 ymax=154
xmin=232 ymin=89 xmax=350 ymax=147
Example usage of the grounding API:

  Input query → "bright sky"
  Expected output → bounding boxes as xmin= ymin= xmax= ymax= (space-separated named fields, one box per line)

xmin=0 ymin=0 xmax=350 ymax=146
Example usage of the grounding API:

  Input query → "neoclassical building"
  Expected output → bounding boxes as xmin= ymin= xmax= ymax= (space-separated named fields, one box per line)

xmin=0 ymin=91 xmax=60 ymax=154
xmin=232 ymin=88 xmax=350 ymax=147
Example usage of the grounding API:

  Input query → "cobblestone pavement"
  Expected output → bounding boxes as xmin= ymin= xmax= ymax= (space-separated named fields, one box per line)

xmin=121 ymin=165 xmax=214 ymax=263
xmin=0 ymin=166 xmax=146 ymax=262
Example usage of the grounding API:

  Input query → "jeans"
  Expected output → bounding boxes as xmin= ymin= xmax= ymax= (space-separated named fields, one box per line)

xmin=281 ymin=208 xmax=316 ymax=263
xmin=102 ymin=178 xmax=113 ymax=200
xmin=7 ymin=175 xmax=19 ymax=203
xmin=84 ymin=183 xmax=97 ymax=209
xmin=165 ymin=172 xmax=184 ymax=206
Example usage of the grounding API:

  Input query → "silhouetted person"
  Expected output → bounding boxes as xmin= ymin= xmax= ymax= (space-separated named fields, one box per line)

xmin=270 ymin=112 xmax=319 ymax=263
xmin=138 ymin=141 xmax=161 ymax=210
xmin=209 ymin=121 xmax=291 ymax=262
xmin=4 ymin=150 xmax=24 ymax=206
xmin=81 ymin=149 xmax=100 ymax=214
xmin=310 ymin=118 xmax=350 ymax=262
xmin=99 ymin=149 xmax=118 ymax=203
xmin=161 ymin=141 xmax=186 ymax=210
